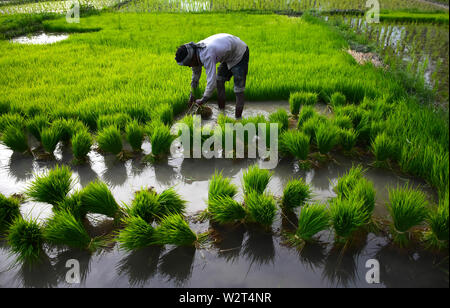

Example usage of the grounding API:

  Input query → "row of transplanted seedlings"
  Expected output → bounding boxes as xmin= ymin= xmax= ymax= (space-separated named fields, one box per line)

xmin=0 ymin=163 xmax=448 ymax=266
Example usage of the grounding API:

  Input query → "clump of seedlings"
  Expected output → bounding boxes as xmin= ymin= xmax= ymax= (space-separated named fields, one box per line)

xmin=208 ymin=195 xmax=247 ymax=224
xmin=157 ymin=187 xmax=187 ymax=217
xmin=208 ymin=171 xmax=238 ymax=201
xmin=297 ymin=106 xmax=316 ymax=128
xmin=330 ymin=92 xmax=346 ymax=107
xmin=279 ymin=130 xmax=310 ymax=161
xmin=96 ymin=125 xmax=125 ymax=159
xmin=0 ymin=193 xmax=21 ymax=232
xmin=371 ymin=132 xmax=396 ymax=166
xmin=245 ymin=191 xmax=277 ymax=227
xmin=289 ymin=92 xmax=318 ymax=117
xmin=195 ymin=105 xmax=213 ymax=120
xmin=126 ymin=188 xmax=160 ymax=222
xmin=294 ymin=203 xmax=330 ymax=243
xmin=338 ymin=128 xmax=358 ymax=152
xmin=81 ymin=180 xmax=123 ymax=221
xmin=281 ymin=178 xmax=312 ymax=211
xmin=54 ymin=191 xmax=86 ymax=221
xmin=7 ymin=217 xmax=44 ymax=264
xmin=40 ymin=125 xmax=62 ymax=156
xmin=387 ymin=185 xmax=429 ymax=247
xmin=157 ymin=104 xmax=174 ymax=126
xmin=72 ymin=129 xmax=93 ymax=163
xmin=26 ymin=165 xmax=74 ymax=206
xmin=125 ymin=120 xmax=144 ymax=152
xmin=1 ymin=125 xmax=29 ymax=153
xmin=117 ymin=216 xmax=157 ymax=251
xmin=242 ymin=164 xmax=272 ymax=195
xmin=52 ymin=119 xmax=75 ymax=143
xmin=146 ymin=122 xmax=174 ymax=162
xmin=97 ymin=113 xmax=131 ymax=132
xmin=268 ymin=108 xmax=289 ymax=132
xmin=333 ymin=114 xmax=353 ymax=130
xmin=351 ymin=178 xmax=376 ymax=221
xmin=424 ymin=193 xmax=449 ymax=250
xmin=153 ymin=214 xmax=199 ymax=246
xmin=335 ymin=165 xmax=365 ymax=199
xmin=314 ymin=121 xmax=339 ymax=155
xmin=26 ymin=115 xmax=48 ymax=141
xmin=0 ymin=113 xmax=24 ymax=133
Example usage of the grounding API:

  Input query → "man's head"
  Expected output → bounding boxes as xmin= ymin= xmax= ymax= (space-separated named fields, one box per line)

xmin=175 ymin=42 xmax=199 ymax=67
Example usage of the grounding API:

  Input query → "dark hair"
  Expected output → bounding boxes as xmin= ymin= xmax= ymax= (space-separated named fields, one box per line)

xmin=175 ymin=45 xmax=188 ymax=63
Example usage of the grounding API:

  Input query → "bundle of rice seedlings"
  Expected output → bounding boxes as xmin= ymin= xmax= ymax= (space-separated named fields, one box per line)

xmin=126 ymin=189 xmax=160 ymax=222
xmin=338 ymin=128 xmax=358 ymax=151
xmin=279 ymin=130 xmax=310 ymax=160
xmin=148 ymin=123 xmax=174 ymax=161
xmin=26 ymin=165 xmax=74 ymax=206
xmin=335 ymin=165 xmax=365 ymax=198
xmin=245 ymin=191 xmax=277 ymax=227
xmin=40 ymin=125 xmax=62 ymax=154
xmin=157 ymin=187 xmax=187 ymax=216
xmin=153 ymin=214 xmax=198 ymax=246
xmin=1 ymin=125 xmax=29 ymax=153
xmin=242 ymin=164 xmax=272 ymax=195
xmin=208 ymin=195 xmax=247 ymax=224
xmin=54 ymin=191 xmax=86 ymax=221
xmin=281 ymin=178 xmax=312 ymax=210
xmin=330 ymin=196 xmax=369 ymax=242
xmin=289 ymin=92 xmax=318 ymax=117
xmin=43 ymin=210 xmax=100 ymax=251
xmin=330 ymin=92 xmax=346 ymax=107
xmin=157 ymin=104 xmax=174 ymax=126
xmin=97 ymin=113 xmax=131 ymax=132
xmin=297 ymin=106 xmax=316 ymax=128
xmin=0 ymin=193 xmax=21 ymax=231
xmin=371 ymin=132 xmax=395 ymax=163
xmin=268 ymin=108 xmax=289 ymax=132
xmin=335 ymin=105 xmax=364 ymax=127
xmin=351 ymin=178 xmax=376 ymax=220
xmin=97 ymin=125 xmax=123 ymax=156
xmin=387 ymin=185 xmax=429 ymax=247
xmin=208 ymin=171 xmax=238 ymax=202
xmin=424 ymin=193 xmax=449 ymax=250
xmin=125 ymin=120 xmax=144 ymax=152
xmin=333 ymin=114 xmax=353 ymax=130
xmin=81 ymin=180 xmax=122 ymax=220
xmin=117 ymin=216 xmax=157 ymax=251
xmin=26 ymin=115 xmax=48 ymax=141
xmin=0 ymin=113 xmax=24 ymax=133
xmin=296 ymin=203 xmax=330 ymax=242
xmin=72 ymin=129 xmax=92 ymax=162
xmin=315 ymin=122 xmax=339 ymax=155
xmin=52 ymin=118 xmax=75 ymax=143
xmin=7 ymin=217 xmax=44 ymax=264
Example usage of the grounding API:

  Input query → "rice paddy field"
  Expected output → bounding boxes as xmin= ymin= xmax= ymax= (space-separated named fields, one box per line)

xmin=0 ymin=0 xmax=448 ymax=288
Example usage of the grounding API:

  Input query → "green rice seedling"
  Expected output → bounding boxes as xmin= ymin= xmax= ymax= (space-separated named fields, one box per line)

xmin=148 ymin=123 xmax=174 ymax=161
xmin=424 ymin=192 xmax=449 ymax=250
xmin=126 ymin=189 xmax=160 ymax=222
xmin=26 ymin=115 xmax=48 ymax=141
xmin=125 ymin=120 xmax=144 ymax=152
xmin=242 ymin=164 xmax=272 ymax=195
xmin=26 ymin=165 xmax=74 ymax=206
xmin=0 ymin=113 xmax=24 ymax=133
xmin=355 ymin=112 xmax=372 ymax=144
xmin=154 ymin=214 xmax=198 ymax=246
xmin=335 ymin=165 xmax=365 ymax=199
xmin=387 ymin=185 xmax=429 ymax=247
xmin=330 ymin=196 xmax=369 ymax=242
xmin=338 ymin=128 xmax=358 ymax=151
xmin=296 ymin=203 xmax=330 ymax=242
xmin=289 ymin=92 xmax=318 ymax=117
xmin=54 ymin=191 xmax=86 ymax=221
xmin=157 ymin=187 xmax=187 ymax=216
xmin=7 ymin=217 xmax=44 ymax=264
xmin=0 ymin=101 xmax=10 ymax=115
xmin=43 ymin=210 xmax=100 ymax=251
xmin=117 ymin=216 xmax=157 ymax=251
xmin=335 ymin=105 xmax=364 ymax=127
xmin=208 ymin=171 xmax=238 ymax=201
xmin=0 ymin=193 xmax=21 ymax=231
xmin=371 ymin=132 xmax=396 ymax=163
xmin=314 ymin=122 xmax=339 ymax=155
xmin=52 ymin=118 xmax=75 ymax=143
xmin=1 ymin=125 xmax=29 ymax=153
xmin=330 ymin=92 xmax=346 ymax=107
xmin=97 ymin=126 xmax=123 ymax=156
xmin=157 ymin=104 xmax=174 ymax=126
xmin=352 ymin=178 xmax=376 ymax=220
xmin=268 ymin=108 xmax=289 ymax=132
xmin=297 ymin=106 xmax=317 ymax=128
xmin=245 ymin=191 xmax=277 ymax=227
xmin=301 ymin=117 xmax=318 ymax=139
xmin=81 ymin=180 xmax=122 ymax=220
xmin=208 ymin=195 xmax=247 ymax=224
xmin=279 ymin=130 xmax=310 ymax=160
xmin=72 ymin=129 xmax=93 ymax=162
xmin=97 ymin=113 xmax=131 ymax=132
xmin=281 ymin=178 xmax=312 ymax=210
xmin=40 ymin=125 xmax=62 ymax=154
xmin=333 ymin=115 xmax=353 ymax=130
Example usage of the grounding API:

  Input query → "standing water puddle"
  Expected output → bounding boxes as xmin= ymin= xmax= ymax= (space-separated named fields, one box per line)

xmin=0 ymin=101 xmax=446 ymax=287
xmin=10 ymin=32 xmax=69 ymax=45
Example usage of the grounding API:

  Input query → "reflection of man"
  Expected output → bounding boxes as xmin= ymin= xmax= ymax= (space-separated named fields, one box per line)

xmin=175 ymin=33 xmax=249 ymax=118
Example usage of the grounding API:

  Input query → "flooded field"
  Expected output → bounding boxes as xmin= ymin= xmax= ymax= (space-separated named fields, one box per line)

xmin=10 ymin=31 xmax=68 ymax=44
xmin=0 ymin=101 xmax=446 ymax=288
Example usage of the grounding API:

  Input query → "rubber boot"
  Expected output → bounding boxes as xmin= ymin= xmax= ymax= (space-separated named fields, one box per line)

xmin=235 ymin=92 xmax=245 ymax=119
xmin=217 ymin=80 xmax=226 ymax=110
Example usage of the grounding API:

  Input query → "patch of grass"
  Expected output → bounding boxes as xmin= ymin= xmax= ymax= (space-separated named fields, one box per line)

xmin=242 ymin=164 xmax=272 ymax=195
xmin=40 ymin=125 xmax=62 ymax=154
xmin=148 ymin=122 xmax=174 ymax=160
xmin=7 ymin=217 xmax=44 ymax=264
xmin=117 ymin=216 xmax=157 ymax=251
xmin=289 ymin=92 xmax=318 ymax=117
xmin=268 ymin=108 xmax=289 ymax=132
xmin=1 ymin=125 xmax=29 ymax=153
xmin=208 ymin=195 xmax=247 ymax=224
xmin=314 ymin=121 xmax=339 ymax=155
xmin=208 ymin=171 xmax=238 ymax=201
xmin=26 ymin=115 xmax=48 ymax=141
xmin=279 ymin=130 xmax=310 ymax=160
xmin=281 ymin=178 xmax=312 ymax=210
xmin=157 ymin=104 xmax=174 ymax=126
xmin=245 ymin=191 xmax=277 ymax=227
xmin=333 ymin=114 xmax=353 ymax=130
xmin=0 ymin=193 xmax=21 ymax=231
xmin=330 ymin=196 xmax=369 ymax=242
xmin=335 ymin=165 xmax=365 ymax=199
xmin=81 ymin=180 xmax=122 ymax=220
xmin=0 ymin=113 xmax=24 ymax=133
xmin=338 ymin=128 xmax=358 ymax=151
xmin=72 ymin=129 xmax=92 ymax=162
xmin=157 ymin=187 xmax=187 ymax=217
xmin=297 ymin=106 xmax=317 ymax=128
xmin=296 ymin=203 xmax=330 ymax=242
xmin=97 ymin=113 xmax=131 ymax=132
xmin=371 ymin=132 xmax=396 ymax=163
xmin=330 ymin=92 xmax=346 ymax=107
xmin=424 ymin=192 xmax=449 ymax=250
xmin=387 ymin=185 xmax=429 ymax=247
xmin=97 ymin=125 xmax=123 ymax=156
xmin=26 ymin=165 xmax=74 ymax=206
xmin=125 ymin=120 xmax=144 ymax=152
xmin=154 ymin=214 xmax=198 ymax=246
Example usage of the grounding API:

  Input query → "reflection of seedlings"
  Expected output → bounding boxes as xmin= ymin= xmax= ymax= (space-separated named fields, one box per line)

xmin=387 ymin=185 xmax=429 ymax=247
xmin=243 ymin=229 xmax=275 ymax=266
xmin=297 ymin=241 xmax=327 ymax=270
xmin=1 ymin=125 xmax=29 ymax=153
xmin=17 ymin=255 xmax=57 ymax=288
xmin=103 ymin=157 xmax=128 ymax=187
xmin=72 ymin=129 xmax=93 ymax=164
xmin=117 ymin=216 xmax=157 ymax=251
xmin=125 ymin=120 xmax=144 ymax=152
xmin=281 ymin=178 xmax=311 ymax=211
xmin=26 ymin=165 xmax=74 ymax=206
xmin=211 ymin=222 xmax=245 ymax=263
xmin=245 ymin=191 xmax=276 ymax=227
xmin=322 ymin=247 xmax=358 ymax=287
xmin=154 ymin=214 xmax=199 ymax=246
xmin=0 ymin=193 xmax=21 ymax=232
xmin=7 ymin=217 xmax=44 ymax=264
xmin=424 ymin=193 xmax=449 ymax=250
xmin=268 ymin=108 xmax=289 ymax=132
xmin=279 ymin=130 xmax=310 ymax=161
xmin=9 ymin=152 xmax=34 ymax=181
xmin=55 ymin=248 xmax=92 ymax=284
xmin=81 ymin=180 xmax=123 ymax=221
xmin=242 ymin=164 xmax=272 ymax=195
xmin=26 ymin=115 xmax=48 ymax=142
xmin=159 ymin=246 xmax=196 ymax=286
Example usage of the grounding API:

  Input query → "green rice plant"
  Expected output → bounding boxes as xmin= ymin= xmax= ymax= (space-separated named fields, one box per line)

xmin=54 ymin=191 xmax=86 ymax=221
xmin=148 ymin=122 xmax=174 ymax=160
xmin=157 ymin=104 xmax=174 ymax=126
xmin=26 ymin=115 xmax=48 ymax=141
xmin=330 ymin=196 xmax=369 ymax=242
xmin=297 ymin=106 xmax=316 ymax=128
xmin=81 ymin=180 xmax=122 ymax=220
xmin=0 ymin=101 xmax=10 ymax=115
xmin=0 ymin=113 xmax=24 ymax=133
xmin=242 ymin=164 xmax=272 ymax=195
xmin=0 ymin=193 xmax=21 ymax=231
xmin=338 ymin=128 xmax=358 ymax=151
xmin=424 ymin=192 xmax=449 ymax=250
xmin=97 ymin=113 xmax=131 ymax=132
xmin=208 ymin=171 xmax=238 ymax=201
xmin=40 ymin=125 xmax=62 ymax=154
xmin=26 ymin=165 xmax=74 ymax=206
xmin=7 ymin=217 xmax=44 ymax=264
xmin=296 ymin=203 xmax=330 ymax=242
xmin=157 ymin=187 xmax=187 ymax=216
xmin=1 ymin=125 xmax=29 ymax=153
xmin=335 ymin=105 xmax=364 ymax=127
xmin=117 ymin=216 xmax=157 ymax=251
xmin=97 ymin=125 xmax=123 ymax=155
xmin=335 ymin=165 xmax=365 ymax=199
xmin=281 ymin=178 xmax=312 ymax=210
xmin=289 ymin=92 xmax=318 ymax=116
xmin=279 ymin=130 xmax=310 ymax=160
xmin=72 ymin=130 xmax=92 ymax=162
xmin=387 ymin=185 xmax=429 ymax=247
xmin=52 ymin=118 xmax=75 ymax=143
xmin=268 ymin=108 xmax=289 ymax=132
xmin=314 ymin=122 xmax=339 ymax=155
xmin=352 ymin=178 xmax=376 ymax=219
xmin=245 ymin=191 xmax=277 ymax=227
xmin=371 ymin=132 xmax=396 ymax=163
xmin=208 ymin=195 xmax=247 ymax=224
xmin=125 ymin=120 xmax=144 ymax=152
xmin=330 ymin=92 xmax=346 ymax=107
xmin=153 ymin=214 xmax=198 ymax=246
xmin=301 ymin=116 xmax=318 ymax=139
xmin=43 ymin=210 xmax=99 ymax=251
xmin=333 ymin=114 xmax=353 ymax=130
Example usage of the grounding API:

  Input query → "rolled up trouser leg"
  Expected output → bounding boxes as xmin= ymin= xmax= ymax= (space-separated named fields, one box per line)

xmin=217 ymin=80 xmax=226 ymax=109
xmin=235 ymin=92 xmax=245 ymax=119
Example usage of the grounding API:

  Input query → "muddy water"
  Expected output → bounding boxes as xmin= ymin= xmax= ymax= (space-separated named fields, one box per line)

xmin=0 ymin=101 xmax=447 ymax=287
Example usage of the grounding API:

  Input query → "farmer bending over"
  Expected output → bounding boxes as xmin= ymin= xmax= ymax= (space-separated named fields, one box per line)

xmin=175 ymin=33 xmax=249 ymax=118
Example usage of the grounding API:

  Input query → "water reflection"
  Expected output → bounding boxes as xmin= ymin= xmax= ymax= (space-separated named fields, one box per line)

xmin=159 ymin=246 xmax=196 ymax=286
xmin=242 ymin=228 xmax=275 ymax=267
xmin=211 ymin=222 xmax=246 ymax=264
xmin=54 ymin=249 xmax=93 ymax=284
xmin=102 ymin=156 xmax=128 ymax=187
xmin=8 ymin=152 xmax=34 ymax=182
xmin=15 ymin=256 xmax=57 ymax=288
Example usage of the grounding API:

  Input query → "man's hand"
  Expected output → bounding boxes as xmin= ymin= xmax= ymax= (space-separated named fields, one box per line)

xmin=188 ymin=93 xmax=195 ymax=105
xmin=195 ymin=97 xmax=207 ymax=106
